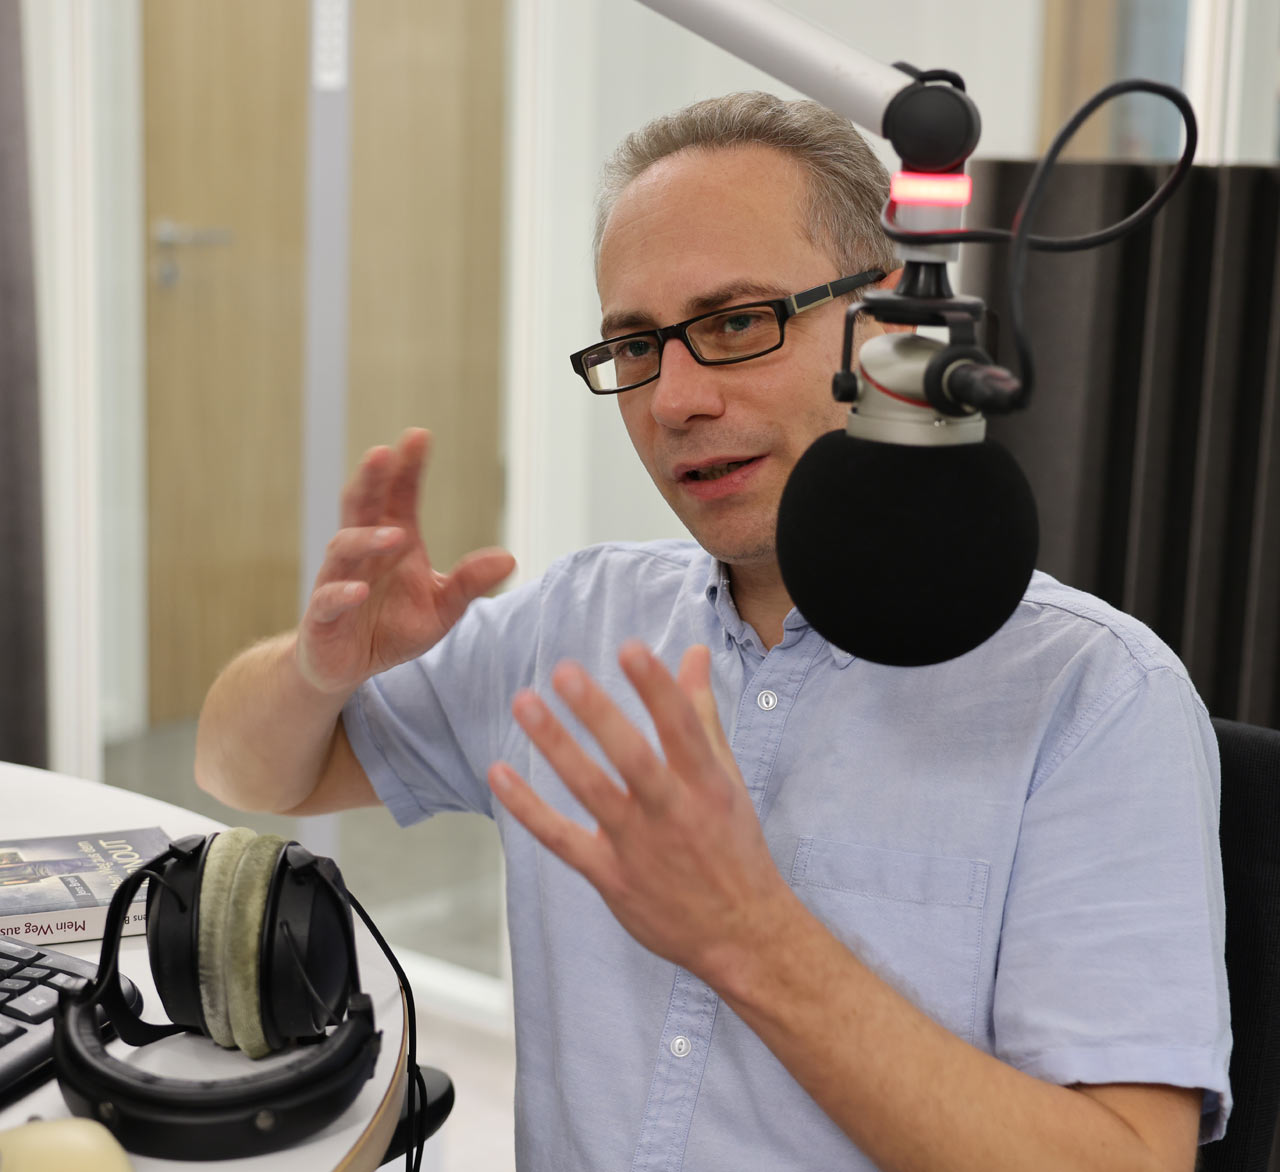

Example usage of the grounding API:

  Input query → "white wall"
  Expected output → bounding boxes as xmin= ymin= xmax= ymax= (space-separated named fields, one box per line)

xmin=22 ymin=0 xmax=107 ymax=779
xmin=23 ymin=0 xmax=146 ymax=765
xmin=95 ymin=3 xmax=147 ymax=742
xmin=503 ymin=0 xmax=1047 ymax=582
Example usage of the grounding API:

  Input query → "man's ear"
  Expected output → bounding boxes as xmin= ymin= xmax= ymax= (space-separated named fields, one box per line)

xmin=872 ymin=266 xmax=916 ymax=334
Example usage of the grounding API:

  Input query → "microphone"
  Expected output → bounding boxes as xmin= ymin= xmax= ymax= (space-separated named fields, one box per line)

xmin=777 ymin=311 xmax=1039 ymax=668
xmin=777 ymin=427 xmax=1038 ymax=668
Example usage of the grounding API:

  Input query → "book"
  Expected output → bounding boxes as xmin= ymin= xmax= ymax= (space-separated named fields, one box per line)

xmin=0 ymin=826 xmax=174 ymax=946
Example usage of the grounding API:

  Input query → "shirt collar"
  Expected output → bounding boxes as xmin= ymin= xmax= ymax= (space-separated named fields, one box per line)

xmin=701 ymin=558 xmax=855 ymax=667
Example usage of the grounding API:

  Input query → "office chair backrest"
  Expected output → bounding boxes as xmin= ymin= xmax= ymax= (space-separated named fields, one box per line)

xmin=1197 ymin=718 xmax=1280 ymax=1172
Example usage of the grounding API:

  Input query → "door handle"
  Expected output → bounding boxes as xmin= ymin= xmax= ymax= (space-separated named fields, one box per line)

xmin=151 ymin=218 xmax=234 ymax=247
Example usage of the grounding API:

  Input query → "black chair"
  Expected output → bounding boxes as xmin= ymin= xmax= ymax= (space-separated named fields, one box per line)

xmin=1197 ymin=719 xmax=1280 ymax=1172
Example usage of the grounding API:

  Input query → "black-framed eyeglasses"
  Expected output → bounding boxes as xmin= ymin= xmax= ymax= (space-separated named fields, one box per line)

xmin=569 ymin=269 xmax=885 ymax=395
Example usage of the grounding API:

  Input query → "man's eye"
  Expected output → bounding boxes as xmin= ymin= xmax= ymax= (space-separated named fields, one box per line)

xmin=719 ymin=310 xmax=770 ymax=334
xmin=612 ymin=338 xmax=654 ymax=360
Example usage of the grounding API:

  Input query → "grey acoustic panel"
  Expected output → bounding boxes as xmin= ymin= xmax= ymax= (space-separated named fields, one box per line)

xmin=1239 ymin=194 xmax=1280 ymax=726
xmin=969 ymin=161 xmax=1154 ymax=597
xmin=1182 ymin=169 xmax=1259 ymax=714
xmin=1123 ymin=164 xmax=1206 ymax=639
xmin=965 ymin=160 xmax=1280 ymax=728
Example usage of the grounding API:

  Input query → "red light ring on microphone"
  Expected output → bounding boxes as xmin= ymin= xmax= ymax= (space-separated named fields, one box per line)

xmin=859 ymin=366 xmax=936 ymax=409
xmin=890 ymin=171 xmax=973 ymax=207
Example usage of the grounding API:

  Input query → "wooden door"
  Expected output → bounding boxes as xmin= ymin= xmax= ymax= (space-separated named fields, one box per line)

xmin=143 ymin=0 xmax=506 ymax=724
xmin=144 ymin=0 xmax=308 ymax=723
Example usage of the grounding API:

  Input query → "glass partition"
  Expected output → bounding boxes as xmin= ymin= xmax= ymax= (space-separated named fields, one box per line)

xmin=90 ymin=0 xmax=509 ymax=991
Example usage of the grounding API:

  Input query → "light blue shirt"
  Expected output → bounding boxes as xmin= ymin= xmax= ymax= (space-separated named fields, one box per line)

xmin=343 ymin=540 xmax=1232 ymax=1171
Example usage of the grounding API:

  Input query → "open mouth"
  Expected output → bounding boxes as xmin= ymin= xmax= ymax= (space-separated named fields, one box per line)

xmin=684 ymin=458 xmax=757 ymax=482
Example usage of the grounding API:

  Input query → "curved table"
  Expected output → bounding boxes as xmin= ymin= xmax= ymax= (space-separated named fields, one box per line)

xmin=0 ymin=762 xmax=407 ymax=1171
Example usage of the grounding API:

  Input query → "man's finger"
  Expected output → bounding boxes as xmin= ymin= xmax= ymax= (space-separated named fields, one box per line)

xmin=306 ymin=579 xmax=367 ymax=625
xmin=385 ymin=428 xmax=430 ymax=525
xmin=550 ymin=660 xmax=679 ymax=814
xmin=618 ymin=642 xmax=720 ymax=785
xmin=676 ymin=644 xmax=734 ymax=764
xmin=313 ymin=525 xmax=406 ymax=587
xmin=510 ymin=690 xmax=628 ymax=833
xmin=340 ymin=445 xmax=394 ymax=529
xmin=433 ymin=548 xmax=517 ymax=627
xmin=489 ymin=762 xmax=610 ymax=880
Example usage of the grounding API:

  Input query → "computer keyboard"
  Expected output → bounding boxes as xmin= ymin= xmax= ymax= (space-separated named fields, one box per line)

xmin=0 ymin=934 xmax=140 ymax=1108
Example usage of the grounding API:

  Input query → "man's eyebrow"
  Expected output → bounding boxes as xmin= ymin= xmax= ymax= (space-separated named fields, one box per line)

xmin=599 ymin=280 xmax=788 ymax=339
xmin=686 ymin=280 xmax=787 ymax=315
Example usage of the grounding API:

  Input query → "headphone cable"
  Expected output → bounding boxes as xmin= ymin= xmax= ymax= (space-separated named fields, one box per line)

xmin=280 ymin=920 xmax=344 ymax=1030
xmin=347 ymin=892 xmax=427 ymax=1172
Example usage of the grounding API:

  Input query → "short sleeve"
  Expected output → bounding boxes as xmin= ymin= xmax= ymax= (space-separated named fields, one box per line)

xmin=341 ymin=576 xmax=543 ymax=825
xmin=992 ymin=666 xmax=1233 ymax=1143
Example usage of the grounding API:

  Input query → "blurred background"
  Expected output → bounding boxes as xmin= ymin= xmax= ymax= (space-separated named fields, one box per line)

xmin=2 ymin=1 xmax=1278 ymax=1168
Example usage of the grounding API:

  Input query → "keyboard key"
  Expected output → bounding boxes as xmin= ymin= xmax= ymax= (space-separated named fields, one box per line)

xmin=0 ymin=937 xmax=140 ymax=1110
xmin=33 ymin=952 xmax=97 ymax=979
xmin=0 ymin=940 xmax=38 ymax=962
xmin=1 ymin=985 xmax=59 ymax=1024
xmin=0 ymin=980 xmax=31 ymax=994
xmin=13 ymin=967 xmax=49 ymax=982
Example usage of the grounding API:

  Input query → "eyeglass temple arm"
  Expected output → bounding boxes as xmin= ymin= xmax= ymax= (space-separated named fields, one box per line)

xmin=786 ymin=270 xmax=886 ymax=315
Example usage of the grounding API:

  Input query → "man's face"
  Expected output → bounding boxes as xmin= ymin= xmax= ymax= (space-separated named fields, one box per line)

xmin=596 ymin=144 xmax=876 ymax=570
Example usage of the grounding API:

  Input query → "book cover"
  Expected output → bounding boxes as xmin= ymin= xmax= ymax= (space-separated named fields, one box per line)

xmin=0 ymin=826 xmax=174 ymax=946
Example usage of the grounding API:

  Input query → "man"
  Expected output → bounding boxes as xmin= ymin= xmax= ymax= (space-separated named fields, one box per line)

xmin=196 ymin=93 xmax=1230 ymax=1171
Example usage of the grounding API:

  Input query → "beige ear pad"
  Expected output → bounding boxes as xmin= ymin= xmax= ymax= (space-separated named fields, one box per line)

xmin=196 ymin=827 xmax=256 ymax=1049
xmin=224 ymin=832 xmax=288 ymax=1059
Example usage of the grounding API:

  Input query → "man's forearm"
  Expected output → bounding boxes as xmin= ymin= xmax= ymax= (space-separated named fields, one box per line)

xmin=194 ymin=631 xmax=350 ymax=814
xmin=711 ymin=894 xmax=1168 ymax=1172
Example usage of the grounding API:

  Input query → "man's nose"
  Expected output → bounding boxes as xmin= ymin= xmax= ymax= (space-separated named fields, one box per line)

xmin=648 ymin=337 xmax=726 ymax=428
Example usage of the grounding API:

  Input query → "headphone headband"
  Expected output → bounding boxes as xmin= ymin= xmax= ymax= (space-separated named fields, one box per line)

xmin=53 ymin=993 xmax=379 ymax=1159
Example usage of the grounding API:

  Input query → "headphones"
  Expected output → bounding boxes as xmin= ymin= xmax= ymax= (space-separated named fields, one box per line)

xmin=51 ymin=829 xmax=382 ymax=1161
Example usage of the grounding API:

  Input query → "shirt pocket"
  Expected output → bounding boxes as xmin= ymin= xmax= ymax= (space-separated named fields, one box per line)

xmin=791 ymin=836 xmax=990 ymax=1044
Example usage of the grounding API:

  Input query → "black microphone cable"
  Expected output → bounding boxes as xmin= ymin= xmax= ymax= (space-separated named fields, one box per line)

xmin=879 ymin=78 xmax=1199 ymax=410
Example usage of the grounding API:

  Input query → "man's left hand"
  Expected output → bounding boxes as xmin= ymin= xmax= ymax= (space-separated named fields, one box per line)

xmin=488 ymin=640 xmax=798 ymax=982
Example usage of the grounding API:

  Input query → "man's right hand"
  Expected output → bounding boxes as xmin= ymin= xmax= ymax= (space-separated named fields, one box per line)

xmin=296 ymin=427 xmax=516 ymax=695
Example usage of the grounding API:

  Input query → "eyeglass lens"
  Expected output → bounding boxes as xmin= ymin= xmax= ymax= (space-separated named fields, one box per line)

xmin=583 ymin=305 xmax=782 ymax=392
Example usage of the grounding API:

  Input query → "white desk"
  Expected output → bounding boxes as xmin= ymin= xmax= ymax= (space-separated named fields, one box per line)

xmin=0 ymin=763 xmax=407 ymax=1171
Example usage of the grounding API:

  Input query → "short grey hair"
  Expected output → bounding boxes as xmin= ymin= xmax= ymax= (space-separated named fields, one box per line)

xmin=593 ymin=91 xmax=899 ymax=280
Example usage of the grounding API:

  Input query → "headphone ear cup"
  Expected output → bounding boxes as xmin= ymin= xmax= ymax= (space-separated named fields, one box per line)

xmin=195 ymin=828 xmax=256 ymax=1049
xmin=266 ymin=848 xmax=356 ymax=1044
xmin=224 ymin=833 xmax=288 ymax=1059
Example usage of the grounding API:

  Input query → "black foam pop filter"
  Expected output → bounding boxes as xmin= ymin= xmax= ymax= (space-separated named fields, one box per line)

xmin=777 ymin=430 xmax=1039 ymax=666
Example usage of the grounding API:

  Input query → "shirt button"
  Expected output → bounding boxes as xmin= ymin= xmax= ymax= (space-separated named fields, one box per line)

xmin=756 ymin=689 xmax=778 ymax=711
xmin=670 ymin=1035 xmax=691 ymax=1058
